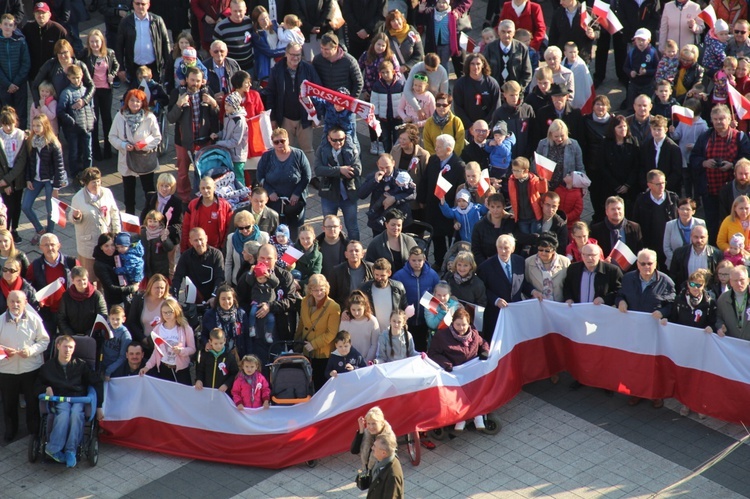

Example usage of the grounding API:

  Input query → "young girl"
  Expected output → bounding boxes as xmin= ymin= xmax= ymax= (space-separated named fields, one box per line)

xmin=376 ymin=309 xmax=420 ymax=363
xmin=723 ymin=233 xmax=749 ymax=266
xmin=654 ymin=39 xmax=679 ymax=84
xmin=141 ymin=210 xmax=176 ymax=280
xmin=83 ymin=29 xmax=119 ymax=160
xmin=22 ymin=115 xmax=66 ymax=245
xmin=423 ymin=281 xmax=461 ymax=346
xmin=564 ymin=221 xmax=603 ymax=263
xmin=712 ymin=56 xmax=738 ymax=106
xmin=232 ymin=355 xmax=270 ymax=410
xmin=419 ymin=0 xmax=458 ymax=76
xmin=371 ymin=60 xmax=405 ymax=154
xmin=139 ymin=297 xmax=196 ymax=385
xmin=29 ymin=81 xmax=58 ymax=134
xmin=703 ymin=19 xmax=730 ymax=78
xmin=397 ymin=72 xmax=436 ymax=128
xmin=360 ymin=33 xmax=402 ymax=154
xmin=709 ymin=260 xmax=733 ymax=299
xmin=230 ymin=71 xmax=265 ymax=184
xmin=339 ymin=290 xmax=380 ymax=363
xmin=478 ymin=27 xmax=497 ymax=53
xmin=210 ymin=92 xmax=248 ymax=186
xmin=0 ymin=107 xmax=27 ymax=243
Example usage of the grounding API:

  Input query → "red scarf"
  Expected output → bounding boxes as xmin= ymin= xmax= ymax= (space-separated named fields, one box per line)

xmin=68 ymin=282 xmax=96 ymax=301
xmin=0 ymin=276 xmax=22 ymax=298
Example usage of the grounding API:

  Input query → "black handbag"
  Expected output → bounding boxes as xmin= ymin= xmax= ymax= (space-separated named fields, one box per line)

xmin=355 ymin=469 xmax=371 ymax=490
xmin=126 ymin=149 xmax=159 ymax=174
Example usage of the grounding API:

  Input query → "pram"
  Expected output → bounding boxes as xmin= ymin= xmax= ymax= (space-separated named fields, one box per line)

xmin=153 ymin=101 xmax=170 ymax=157
xmin=403 ymin=220 xmax=433 ymax=260
xmin=28 ymin=336 xmax=100 ymax=467
xmin=192 ymin=144 xmax=238 ymax=191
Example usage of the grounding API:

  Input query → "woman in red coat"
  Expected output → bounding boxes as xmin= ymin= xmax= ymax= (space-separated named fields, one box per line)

xmin=498 ymin=0 xmax=546 ymax=52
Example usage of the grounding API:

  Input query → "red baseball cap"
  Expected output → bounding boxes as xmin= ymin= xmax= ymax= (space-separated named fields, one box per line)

xmin=34 ymin=2 xmax=51 ymax=12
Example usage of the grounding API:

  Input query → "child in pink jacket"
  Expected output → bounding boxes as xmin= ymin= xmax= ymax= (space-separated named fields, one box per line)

xmin=232 ymin=355 xmax=270 ymax=409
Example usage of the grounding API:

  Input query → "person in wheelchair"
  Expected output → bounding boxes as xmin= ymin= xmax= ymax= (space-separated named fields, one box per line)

xmin=36 ymin=335 xmax=104 ymax=467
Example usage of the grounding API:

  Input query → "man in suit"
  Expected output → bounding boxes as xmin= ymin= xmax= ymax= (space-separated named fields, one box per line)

xmin=638 ymin=116 xmax=682 ymax=192
xmin=548 ymin=0 xmax=597 ymax=64
xmin=719 ymin=158 xmax=750 ymax=222
xmin=477 ymin=234 xmax=534 ymax=342
xmin=716 ymin=265 xmax=750 ymax=341
xmin=631 ymin=169 xmax=680 ymax=270
xmin=482 ymin=20 xmax=532 ymax=91
xmin=668 ymin=226 xmax=723 ymax=291
xmin=564 ymin=243 xmax=623 ymax=305
xmin=590 ymin=195 xmax=644 ymax=267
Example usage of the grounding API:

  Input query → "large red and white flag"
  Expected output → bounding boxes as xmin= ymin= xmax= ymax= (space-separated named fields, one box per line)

xmin=51 ymin=198 xmax=69 ymax=229
xmin=609 ymin=240 xmax=637 ymax=271
xmin=419 ymin=291 xmax=442 ymax=314
xmin=477 ymin=169 xmax=491 ymax=197
xmin=672 ymin=105 xmax=695 ymax=125
xmin=697 ymin=4 xmax=716 ymax=30
xmin=150 ymin=330 xmax=172 ymax=358
xmin=534 ymin=152 xmax=557 ymax=181
xmin=120 ymin=212 xmax=141 ymax=233
xmin=91 ymin=314 xmax=114 ymax=340
xmin=248 ymin=109 xmax=273 ymax=158
xmin=580 ymin=2 xmax=591 ymax=30
xmin=434 ymin=172 xmax=453 ymax=199
xmin=35 ymin=277 xmax=66 ymax=308
xmin=727 ymin=84 xmax=750 ymax=120
xmin=281 ymin=246 xmax=304 ymax=266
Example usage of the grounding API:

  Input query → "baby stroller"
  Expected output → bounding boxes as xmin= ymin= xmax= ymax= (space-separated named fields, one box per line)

xmin=403 ymin=220 xmax=433 ymax=260
xmin=191 ymin=144 xmax=240 ymax=194
xmin=28 ymin=336 xmax=100 ymax=467
xmin=153 ymin=101 xmax=170 ymax=157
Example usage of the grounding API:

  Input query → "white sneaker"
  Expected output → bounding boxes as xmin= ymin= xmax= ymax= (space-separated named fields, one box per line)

xmin=369 ymin=142 xmax=378 ymax=155
xmin=454 ymin=421 xmax=466 ymax=431
xmin=377 ymin=142 xmax=385 ymax=154
xmin=265 ymin=331 xmax=274 ymax=344
xmin=248 ymin=326 xmax=256 ymax=338
xmin=474 ymin=415 xmax=485 ymax=430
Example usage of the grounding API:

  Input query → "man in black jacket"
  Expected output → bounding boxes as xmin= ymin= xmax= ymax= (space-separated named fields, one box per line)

xmin=564 ymin=243 xmax=623 ymax=305
xmin=329 ymin=240 xmax=373 ymax=305
xmin=631 ymin=169 xmax=679 ymax=270
xmin=22 ymin=3 xmax=66 ymax=84
xmin=461 ymin=119 xmax=491 ymax=170
xmin=548 ymin=0 xmax=597 ymax=64
xmin=482 ymin=20 xmax=532 ymax=91
xmin=590 ymin=195 xmax=644 ymax=265
xmin=110 ymin=341 xmax=146 ymax=378
xmin=536 ymin=84 xmax=585 ymax=143
xmin=638 ymin=116 xmax=683 ymax=192
xmin=203 ymin=41 xmax=241 ymax=103
xmin=115 ymin=0 xmax=170 ymax=84
xmin=312 ymin=33 xmax=363 ymax=98
xmin=669 ymin=226 xmax=723 ymax=291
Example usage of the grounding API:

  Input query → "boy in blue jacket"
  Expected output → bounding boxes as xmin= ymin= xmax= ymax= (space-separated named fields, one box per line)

xmin=317 ymin=87 xmax=359 ymax=150
xmin=484 ymin=120 xmax=516 ymax=181
xmin=439 ymin=188 xmax=489 ymax=242
xmin=623 ymin=28 xmax=660 ymax=109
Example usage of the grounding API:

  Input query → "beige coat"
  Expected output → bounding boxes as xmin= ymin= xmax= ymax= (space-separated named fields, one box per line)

xmin=109 ymin=110 xmax=162 ymax=177
xmin=524 ymin=254 xmax=571 ymax=303
xmin=0 ymin=311 xmax=49 ymax=375
xmin=70 ymin=186 xmax=121 ymax=259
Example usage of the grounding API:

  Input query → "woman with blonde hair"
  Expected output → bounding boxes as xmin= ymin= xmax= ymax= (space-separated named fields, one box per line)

xmin=125 ymin=273 xmax=172 ymax=350
xmin=717 ymin=195 xmax=750 ymax=251
xmin=295 ymin=274 xmax=341 ymax=389
xmin=225 ymin=210 xmax=269 ymax=286
xmin=82 ymin=28 xmax=119 ymax=160
xmin=140 ymin=297 xmax=195 ymax=385
xmin=0 ymin=228 xmax=29 ymax=277
xmin=446 ymin=251 xmax=487 ymax=307
xmin=351 ymin=406 xmax=397 ymax=475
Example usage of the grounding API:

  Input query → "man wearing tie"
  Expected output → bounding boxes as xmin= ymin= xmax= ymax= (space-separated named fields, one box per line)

xmin=477 ymin=234 xmax=534 ymax=342
xmin=589 ymin=195 xmax=643 ymax=268
xmin=482 ymin=20 xmax=532 ymax=92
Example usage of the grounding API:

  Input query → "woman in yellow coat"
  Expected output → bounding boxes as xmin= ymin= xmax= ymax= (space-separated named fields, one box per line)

xmin=717 ymin=195 xmax=750 ymax=251
xmin=295 ymin=274 xmax=341 ymax=390
xmin=422 ymin=93 xmax=465 ymax=157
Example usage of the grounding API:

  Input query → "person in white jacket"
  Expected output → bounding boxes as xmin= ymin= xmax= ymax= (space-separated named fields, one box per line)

xmin=659 ymin=0 xmax=704 ymax=54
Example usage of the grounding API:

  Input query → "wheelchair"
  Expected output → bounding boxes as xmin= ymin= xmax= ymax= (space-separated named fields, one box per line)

xmin=153 ymin=101 xmax=170 ymax=157
xmin=27 ymin=336 xmax=101 ymax=467
xmin=428 ymin=413 xmax=502 ymax=441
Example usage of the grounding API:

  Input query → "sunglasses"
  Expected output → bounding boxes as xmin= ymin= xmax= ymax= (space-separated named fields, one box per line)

xmin=2 ymin=267 xmax=18 ymax=274
xmin=435 ymin=103 xmax=450 ymax=108
xmin=537 ymin=248 xmax=553 ymax=254
xmin=236 ymin=225 xmax=252 ymax=231
xmin=273 ymin=139 xmax=287 ymax=145
xmin=688 ymin=282 xmax=703 ymax=288
xmin=329 ymin=137 xmax=345 ymax=143
xmin=736 ymin=30 xmax=747 ymax=34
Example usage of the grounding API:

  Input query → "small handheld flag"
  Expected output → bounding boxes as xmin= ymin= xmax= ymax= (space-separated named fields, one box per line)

xmin=151 ymin=331 xmax=172 ymax=357
xmin=281 ymin=246 xmax=304 ymax=266
xmin=50 ymin=198 xmax=69 ymax=229
xmin=672 ymin=105 xmax=695 ymax=125
xmin=120 ymin=212 xmax=141 ymax=233
xmin=91 ymin=314 xmax=114 ymax=340
xmin=435 ymin=173 xmax=453 ymax=199
xmin=477 ymin=169 xmax=491 ymax=197
xmin=534 ymin=152 xmax=557 ymax=181
xmin=35 ymin=277 xmax=66 ymax=308
xmin=609 ymin=240 xmax=637 ymax=271
xmin=420 ymin=291 xmax=442 ymax=314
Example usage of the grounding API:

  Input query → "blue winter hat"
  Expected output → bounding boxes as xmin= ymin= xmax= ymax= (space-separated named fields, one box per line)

xmin=115 ymin=232 xmax=131 ymax=247
xmin=276 ymin=224 xmax=290 ymax=239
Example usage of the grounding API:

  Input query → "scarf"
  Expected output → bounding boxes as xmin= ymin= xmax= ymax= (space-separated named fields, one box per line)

xmin=218 ymin=305 xmax=238 ymax=324
xmin=31 ymin=135 xmax=47 ymax=150
xmin=453 ymin=271 xmax=472 ymax=285
xmin=389 ymin=22 xmax=411 ymax=44
xmin=68 ymin=282 xmax=96 ymax=301
xmin=0 ymin=275 xmax=22 ymax=298
xmin=243 ymin=372 xmax=260 ymax=406
xmin=371 ymin=454 xmax=396 ymax=480
xmin=232 ymin=225 xmax=261 ymax=255
xmin=534 ymin=254 xmax=564 ymax=300
xmin=124 ymin=109 xmax=146 ymax=136
xmin=157 ymin=193 xmax=171 ymax=213
xmin=592 ymin=113 xmax=611 ymax=123
xmin=449 ymin=325 xmax=472 ymax=343
xmin=209 ymin=346 xmax=226 ymax=359
xmin=146 ymin=225 xmax=163 ymax=241
xmin=300 ymin=80 xmax=381 ymax=136
xmin=688 ymin=290 xmax=703 ymax=308
xmin=432 ymin=110 xmax=451 ymax=128
xmin=92 ymin=245 xmax=116 ymax=267
xmin=433 ymin=8 xmax=450 ymax=22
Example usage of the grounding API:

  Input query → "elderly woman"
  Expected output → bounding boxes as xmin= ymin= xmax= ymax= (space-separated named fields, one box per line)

xmin=717 ymin=195 xmax=750 ymax=251
xmin=0 ymin=290 xmax=49 ymax=442
xmin=251 ymin=6 xmax=286 ymax=85
xmin=445 ymin=251 xmax=487 ymax=307
xmin=350 ymin=406 xmax=398 ymax=481
xmin=69 ymin=167 xmax=121 ymax=285
xmin=295 ymin=274 xmax=341 ymax=390
xmin=368 ymin=433 xmax=404 ymax=498
xmin=390 ymin=124 xmax=429 ymax=219
xmin=126 ymin=274 xmax=171 ymax=349
xmin=428 ymin=307 xmax=489 ymax=429
xmin=663 ymin=198 xmax=706 ymax=267
xmin=601 ymin=115 xmax=640 ymax=211
xmin=452 ymin=53 xmax=501 ymax=129
xmin=256 ymin=128 xmax=311 ymax=241
xmin=31 ymin=39 xmax=94 ymax=112
xmin=583 ymin=95 xmax=612 ymax=222
xmin=423 ymin=93 xmax=465 ymax=157
xmin=57 ymin=266 xmax=108 ymax=337
xmin=109 ymin=88 xmax=162 ymax=215
xmin=365 ymin=210 xmax=418 ymax=271
xmin=200 ymin=283 xmax=249 ymax=357
xmin=225 ymin=210 xmax=269 ymax=286
xmin=525 ymin=232 xmax=571 ymax=302
xmin=673 ymin=44 xmax=705 ymax=103
xmin=534 ymin=119 xmax=585 ymax=226
xmin=384 ymin=9 xmax=424 ymax=75
xmin=93 ymin=233 xmax=139 ymax=307
xmin=139 ymin=297 xmax=196 ymax=385
xmin=530 ymin=46 xmax=575 ymax=99
xmin=0 ymin=256 xmax=40 ymax=315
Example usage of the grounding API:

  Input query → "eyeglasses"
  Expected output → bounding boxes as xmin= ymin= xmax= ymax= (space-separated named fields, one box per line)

xmin=474 ymin=129 xmax=489 ymax=133
xmin=133 ymin=2 xmax=148 ymax=5
xmin=324 ymin=225 xmax=341 ymax=229
xmin=581 ymin=253 xmax=598 ymax=257
xmin=162 ymin=310 xmax=174 ymax=315
xmin=688 ymin=282 xmax=704 ymax=288
xmin=736 ymin=30 xmax=747 ymax=34
xmin=287 ymin=52 xmax=302 ymax=57
xmin=719 ymin=273 xmax=732 ymax=278
xmin=637 ymin=261 xmax=655 ymax=266
xmin=413 ymin=74 xmax=428 ymax=82
xmin=273 ymin=139 xmax=287 ymax=145
xmin=537 ymin=248 xmax=553 ymax=253
xmin=329 ymin=137 xmax=345 ymax=143
xmin=435 ymin=103 xmax=450 ymax=108
xmin=237 ymin=225 xmax=252 ymax=231
xmin=2 ymin=267 xmax=18 ymax=274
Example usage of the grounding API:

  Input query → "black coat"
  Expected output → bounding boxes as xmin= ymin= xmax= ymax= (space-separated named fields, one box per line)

xmin=718 ymin=181 xmax=750 ymax=222
xmin=470 ymin=213 xmax=517 ymax=265
xmin=482 ymin=39 xmax=532 ymax=90
xmin=668 ymin=244 xmax=723 ymax=290
xmin=115 ymin=12 xmax=171 ymax=79
xmin=93 ymin=246 xmax=137 ymax=308
xmin=589 ymin=219 xmax=644 ymax=259
xmin=203 ymin=57 xmax=242 ymax=96
xmin=21 ymin=20 xmax=67 ymax=77
xmin=167 ymin=86 xmax=221 ymax=149
xmin=536 ymin=103 xmax=585 ymax=143
xmin=638 ymin=137 xmax=683 ymax=192
xmin=476 ymin=254 xmax=534 ymax=339
xmin=57 ymin=288 xmax=108 ymax=336
xmin=669 ymin=288 xmax=717 ymax=331
xmin=548 ymin=4 xmax=597 ymax=63
xmin=37 ymin=357 xmax=104 ymax=408
xmin=417 ymin=153 xmax=466 ymax=237
xmin=460 ymin=140 xmax=490 ymax=170
xmin=491 ymin=102 xmax=536 ymax=159
xmin=265 ymin=59 xmax=321 ymax=128
xmin=328 ymin=261 xmax=374 ymax=306
xmin=599 ymin=138 xmax=640 ymax=206
xmin=562 ymin=260 xmax=623 ymax=305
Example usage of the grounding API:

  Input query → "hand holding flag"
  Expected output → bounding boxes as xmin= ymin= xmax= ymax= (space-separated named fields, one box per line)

xmin=281 ymin=246 xmax=304 ymax=266
xmin=0 ymin=345 xmax=7 ymax=360
xmin=35 ymin=277 xmax=66 ymax=308
xmin=151 ymin=331 xmax=173 ymax=357
xmin=420 ymin=291 xmax=442 ymax=314
xmin=435 ymin=172 xmax=453 ymax=199
xmin=672 ymin=105 xmax=695 ymax=125
xmin=477 ymin=169 xmax=491 ymax=197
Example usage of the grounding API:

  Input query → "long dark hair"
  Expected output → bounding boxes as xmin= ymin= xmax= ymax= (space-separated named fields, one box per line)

xmin=605 ymin=114 xmax=632 ymax=141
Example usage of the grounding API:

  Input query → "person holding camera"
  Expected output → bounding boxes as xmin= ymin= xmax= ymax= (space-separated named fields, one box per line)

xmin=167 ymin=65 xmax=220 ymax=204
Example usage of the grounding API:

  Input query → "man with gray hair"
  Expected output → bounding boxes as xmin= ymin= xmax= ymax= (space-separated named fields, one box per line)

xmin=213 ymin=0 xmax=254 ymax=71
xmin=367 ymin=433 xmax=404 ymax=498
xmin=203 ymin=40 xmax=241 ymax=100
xmin=482 ymin=19 xmax=532 ymax=90
xmin=716 ymin=266 xmax=750 ymax=341
xmin=418 ymin=133 xmax=466 ymax=270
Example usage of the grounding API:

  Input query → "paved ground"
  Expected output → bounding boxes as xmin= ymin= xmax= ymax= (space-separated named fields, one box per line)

xmin=1 ymin=4 xmax=749 ymax=499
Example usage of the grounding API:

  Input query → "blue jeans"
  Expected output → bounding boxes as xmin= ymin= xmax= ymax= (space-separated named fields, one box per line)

xmin=22 ymin=180 xmax=55 ymax=233
xmin=63 ymin=127 xmax=92 ymax=179
xmin=248 ymin=303 xmax=276 ymax=338
xmin=320 ymin=196 xmax=360 ymax=242
xmin=518 ymin=219 xmax=542 ymax=235
xmin=47 ymin=402 xmax=85 ymax=454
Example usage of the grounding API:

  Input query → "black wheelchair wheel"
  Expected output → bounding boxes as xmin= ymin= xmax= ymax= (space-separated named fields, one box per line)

xmin=158 ymin=112 xmax=170 ymax=157
xmin=28 ymin=435 xmax=40 ymax=463
xmin=305 ymin=460 xmax=317 ymax=468
xmin=482 ymin=414 xmax=503 ymax=435
xmin=429 ymin=427 xmax=448 ymax=441
xmin=88 ymin=434 xmax=99 ymax=466
xmin=406 ymin=431 xmax=421 ymax=466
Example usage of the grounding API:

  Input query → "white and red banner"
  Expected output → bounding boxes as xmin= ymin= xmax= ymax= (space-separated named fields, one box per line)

xmin=299 ymin=80 xmax=381 ymax=136
xmin=280 ymin=246 xmax=304 ymax=266
xmin=698 ymin=4 xmax=716 ymax=30
xmin=120 ymin=212 xmax=141 ymax=233
xmin=434 ymin=172 xmax=453 ymax=199
xmin=609 ymin=240 xmax=637 ymax=271
xmin=248 ymin=110 xmax=274 ymax=158
xmin=672 ymin=105 xmax=695 ymax=125
xmin=35 ymin=277 xmax=65 ymax=308
xmin=51 ymin=198 xmax=69 ymax=229
xmin=727 ymin=84 xmax=750 ymax=120
xmin=100 ymin=301 xmax=750 ymax=468
xmin=534 ymin=152 xmax=557 ymax=181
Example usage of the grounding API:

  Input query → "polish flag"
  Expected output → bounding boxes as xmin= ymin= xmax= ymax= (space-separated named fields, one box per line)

xmin=672 ymin=105 xmax=695 ymax=125
xmin=477 ymin=169 xmax=491 ymax=197
xmin=609 ymin=240 xmax=637 ymax=271
xmin=420 ymin=291 xmax=442 ymax=314
xmin=534 ymin=152 xmax=557 ymax=181
xmin=120 ymin=212 xmax=141 ymax=233
xmin=434 ymin=172 xmax=453 ymax=199
xmin=184 ymin=276 xmax=199 ymax=304
xmin=35 ymin=277 xmax=66 ymax=308
xmin=459 ymin=32 xmax=479 ymax=54
xmin=438 ymin=308 xmax=453 ymax=329
xmin=727 ymin=84 xmax=750 ymax=120
xmin=0 ymin=345 xmax=7 ymax=360
xmin=91 ymin=314 xmax=114 ymax=340
xmin=600 ymin=9 xmax=623 ymax=34
xmin=248 ymin=110 xmax=274 ymax=158
xmin=51 ymin=198 xmax=69 ymax=229
xmin=408 ymin=157 xmax=419 ymax=171
xmin=592 ymin=0 xmax=609 ymax=19
xmin=281 ymin=246 xmax=304 ymax=266
xmin=580 ymin=2 xmax=591 ymax=30
xmin=150 ymin=330 xmax=172 ymax=358
xmin=697 ymin=4 xmax=716 ymax=30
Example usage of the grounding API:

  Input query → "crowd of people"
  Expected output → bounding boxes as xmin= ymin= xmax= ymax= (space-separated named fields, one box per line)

xmin=0 ymin=0 xmax=748 ymax=488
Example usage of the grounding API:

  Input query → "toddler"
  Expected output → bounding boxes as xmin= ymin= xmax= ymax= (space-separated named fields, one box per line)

xmin=30 ymin=80 xmax=58 ymax=134
xmin=515 ymin=29 xmax=539 ymax=72
xmin=713 ymin=56 xmax=738 ymax=105
xmin=114 ymin=232 xmax=145 ymax=286
xmin=370 ymin=60 xmax=404 ymax=153
xmin=376 ymin=310 xmax=420 ymax=363
xmin=654 ymin=39 xmax=679 ymax=84
xmin=366 ymin=171 xmax=415 ymax=231
xmin=276 ymin=14 xmax=305 ymax=50
xmin=272 ymin=224 xmax=293 ymax=269
xmin=484 ymin=121 xmax=515 ymax=179
xmin=397 ymin=72 xmax=436 ymax=128
xmin=174 ymin=46 xmax=208 ymax=87
xmin=195 ymin=328 xmax=239 ymax=392
xmin=478 ymin=27 xmax=496 ymax=53
xmin=439 ymin=188 xmax=489 ymax=242
xmin=211 ymin=92 xmax=249 ymax=186
xmin=724 ymin=233 xmax=749 ymax=266
xmin=232 ymin=354 xmax=270 ymax=410
xmin=101 ymin=305 xmax=132 ymax=380
xmin=141 ymin=210 xmax=176 ymax=280
xmin=136 ymin=65 xmax=169 ymax=110
xmin=703 ymin=19 xmax=730 ymax=78
xmin=246 ymin=262 xmax=278 ymax=343
xmin=318 ymin=87 xmax=358 ymax=148
xmin=508 ymin=156 xmax=547 ymax=234
xmin=326 ymin=330 xmax=367 ymax=378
